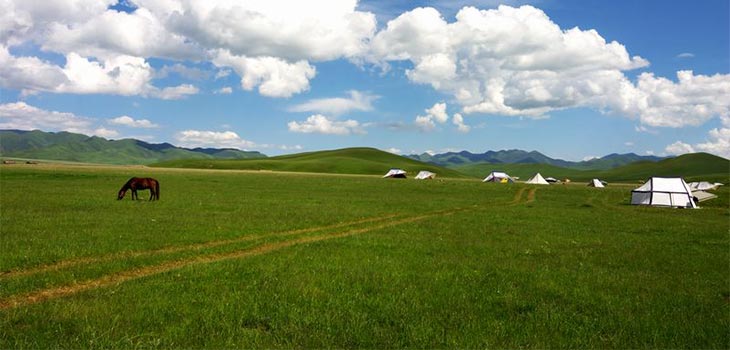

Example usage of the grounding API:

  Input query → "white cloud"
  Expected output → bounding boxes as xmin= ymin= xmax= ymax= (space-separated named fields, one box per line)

xmin=452 ymin=113 xmax=470 ymax=133
xmin=370 ymin=5 xmax=650 ymax=118
xmin=415 ymin=102 xmax=450 ymax=132
xmin=624 ymin=141 xmax=634 ymax=146
xmin=288 ymin=114 xmax=365 ymax=135
xmin=582 ymin=155 xmax=599 ymax=161
xmin=664 ymin=141 xmax=696 ymax=156
xmin=384 ymin=147 xmax=402 ymax=154
xmin=150 ymin=84 xmax=200 ymax=100
xmin=175 ymin=130 xmax=256 ymax=149
xmin=368 ymin=5 xmax=730 ymax=129
xmin=676 ymin=52 xmax=695 ymax=59
xmin=666 ymin=116 xmax=730 ymax=159
xmin=212 ymin=50 xmax=316 ymax=98
xmin=92 ymin=127 xmax=119 ymax=138
xmin=146 ymin=0 xmax=376 ymax=61
xmin=622 ymin=71 xmax=730 ymax=128
xmin=108 ymin=115 xmax=159 ymax=128
xmin=288 ymin=90 xmax=379 ymax=115
xmin=214 ymin=86 xmax=233 ymax=94
xmin=0 ymin=101 xmax=94 ymax=134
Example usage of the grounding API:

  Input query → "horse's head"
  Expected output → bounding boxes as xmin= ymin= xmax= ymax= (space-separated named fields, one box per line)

xmin=117 ymin=189 xmax=127 ymax=200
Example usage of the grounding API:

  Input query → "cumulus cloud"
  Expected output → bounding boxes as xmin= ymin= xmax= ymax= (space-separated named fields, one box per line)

xmin=175 ymin=130 xmax=256 ymax=149
xmin=666 ymin=116 xmax=730 ymax=159
xmin=288 ymin=90 xmax=379 ymax=115
xmin=414 ymin=102 xmax=450 ymax=132
xmin=288 ymin=114 xmax=365 ymax=135
xmin=212 ymin=50 xmax=316 ymax=98
xmin=452 ymin=113 xmax=470 ymax=133
xmin=108 ymin=115 xmax=159 ymax=128
xmin=0 ymin=101 xmax=95 ymax=134
xmin=368 ymin=5 xmax=730 ymax=130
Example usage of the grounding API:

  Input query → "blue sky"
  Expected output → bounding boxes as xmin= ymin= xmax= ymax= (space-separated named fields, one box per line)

xmin=0 ymin=0 xmax=728 ymax=160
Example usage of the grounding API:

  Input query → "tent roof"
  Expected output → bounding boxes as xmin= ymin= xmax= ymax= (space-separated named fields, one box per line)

xmin=634 ymin=177 xmax=691 ymax=193
xmin=415 ymin=170 xmax=436 ymax=179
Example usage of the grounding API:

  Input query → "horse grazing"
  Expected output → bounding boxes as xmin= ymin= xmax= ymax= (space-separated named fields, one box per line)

xmin=117 ymin=177 xmax=160 ymax=201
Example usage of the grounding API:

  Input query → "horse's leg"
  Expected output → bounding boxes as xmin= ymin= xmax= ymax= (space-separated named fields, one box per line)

xmin=149 ymin=189 xmax=154 ymax=201
xmin=132 ymin=189 xmax=137 ymax=200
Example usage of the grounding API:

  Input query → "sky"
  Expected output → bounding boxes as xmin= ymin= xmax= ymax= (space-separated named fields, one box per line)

xmin=0 ymin=0 xmax=728 ymax=160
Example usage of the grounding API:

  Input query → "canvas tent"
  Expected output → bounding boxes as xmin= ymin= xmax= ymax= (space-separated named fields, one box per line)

xmin=383 ymin=168 xmax=407 ymax=178
xmin=525 ymin=173 xmax=550 ymax=185
xmin=631 ymin=177 xmax=696 ymax=208
xmin=688 ymin=181 xmax=722 ymax=191
xmin=483 ymin=171 xmax=515 ymax=183
xmin=588 ymin=179 xmax=605 ymax=188
xmin=415 ymin=170 xmax=436 ymax=180
xmin=545 ymin=177 xmax=559 ymax=183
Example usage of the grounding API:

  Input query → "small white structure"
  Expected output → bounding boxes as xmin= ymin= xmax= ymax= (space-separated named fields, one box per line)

xmin=588 ymin=179 xmax=605 ymax=188
xmin=525 ymin=173 xmax=550 ymax=185
xmin=414 ymin=170 xmax=436 ymax=180
xmin=688 ymin=181 xmax=722 ymax=191
xmin=483 ymin=171 xmax=515 ymax=183
xmin=692 ymin=190 xmax=717 ymax=202
xmin=383 ymin=168 xmax=407 ymax=178
xmin=545 ymin=177 xmax=559 ymax=183
xmin=631 ymin=177 xmax=696 ymax=208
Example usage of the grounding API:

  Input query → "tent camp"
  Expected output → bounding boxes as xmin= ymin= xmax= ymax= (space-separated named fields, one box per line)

xmin=631 ymin=177 xmax=696 ymax=208
xmin=414 ymin=170 xmax=436 ymax=180
xmin=383 ymin=168 xmax=407 ymax=178
xmin=688 ymin=181 xmax=722 ymax=191
xmin=588 ymin=179 xmax=606 ymax=188
xmin=525 ymin=173 xmax=550 ymax=185
xmin=483 ymin=171 xmax=515 ymax=183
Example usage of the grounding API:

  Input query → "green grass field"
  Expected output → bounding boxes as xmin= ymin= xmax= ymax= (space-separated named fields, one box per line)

xmin=1 ymin=164 xmax=728 ymax=348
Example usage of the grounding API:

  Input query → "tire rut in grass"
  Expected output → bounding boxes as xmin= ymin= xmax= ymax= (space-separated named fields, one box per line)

xmin=0 ymin=206 xmax=474 ymax=310
xmin=0 ymin=213 xmax=403 ymax=280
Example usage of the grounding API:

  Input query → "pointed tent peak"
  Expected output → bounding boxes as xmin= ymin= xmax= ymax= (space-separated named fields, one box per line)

xmin=415 ymin=170 xmax=436 ymax=180
xmin=525 ymin=173 xmax=550 ymax=185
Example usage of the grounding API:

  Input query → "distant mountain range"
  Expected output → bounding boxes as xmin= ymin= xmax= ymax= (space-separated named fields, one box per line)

xmin=0 ymin=129 xmax=266 ymax=165
xmin=407 ymin=150 xmax=665 ymax=170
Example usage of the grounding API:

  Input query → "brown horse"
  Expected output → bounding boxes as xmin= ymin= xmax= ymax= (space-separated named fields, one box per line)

xmin=118 ymin=177 xmax=160 ymax=201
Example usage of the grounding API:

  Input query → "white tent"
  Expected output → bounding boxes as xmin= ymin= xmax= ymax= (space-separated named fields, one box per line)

xmin=383 ymin=168 xmax=407 ymax=178
xmin=588 ymin=179 xmax=605 ymax=188
xmin=545 ymin=177 xmax=559 ymax=183
xmin=483 ymin=171 xmax=515 ymax=183
xmin=414 ymin=170 xmax=436 ymax=180
xmin=688 ymin=181 xmax=722 ymax=191
xmin=525 ymin=173 xmax=550 ymax=185
xmin=631 ymin=177 xmax=696 ymax=208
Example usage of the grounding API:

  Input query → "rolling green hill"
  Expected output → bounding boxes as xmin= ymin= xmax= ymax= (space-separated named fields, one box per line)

xmin=152 ymin=147 xmax=468 ymax=178
xmin=452 ymin=152 xmax=729 ymax=183
xmin=0 ymin=129 xmax=266 ymax=165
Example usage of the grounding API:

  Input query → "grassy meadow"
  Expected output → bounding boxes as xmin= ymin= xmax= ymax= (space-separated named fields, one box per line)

xmin=0 ymin=164 xmax=728 ymax=348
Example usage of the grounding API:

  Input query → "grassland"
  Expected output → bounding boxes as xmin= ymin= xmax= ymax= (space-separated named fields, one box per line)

xmin=1 ymin=164 xmax=728 ymax=348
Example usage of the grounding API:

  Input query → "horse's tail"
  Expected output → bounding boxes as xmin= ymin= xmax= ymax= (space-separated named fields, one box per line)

xmin=155 ymin=180 xmax=160 ymax=200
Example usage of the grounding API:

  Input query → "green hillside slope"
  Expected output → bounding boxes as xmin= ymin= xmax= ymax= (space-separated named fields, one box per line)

xmin=452 ymin=152 xmax=728 ymax=183
xmin=152 ymin=147 xmax=469 ymax=178
xmin=0 ymin=129 xmax=265 ymax=165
